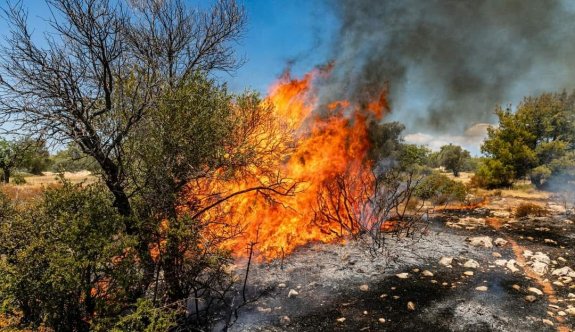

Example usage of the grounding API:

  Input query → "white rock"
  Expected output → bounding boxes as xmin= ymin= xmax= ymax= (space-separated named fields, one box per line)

xmin=464 ymin=271 xmax=474 ymax=276
xmin=439 ymin=256 xmax=453 ymax=267
xmin=494 ymin=238 xmax=508 ymax=246
xmin=512 ymin=284 xmax=521 ymax=291
xmin=475 ymin=286 xmax=488 ymax=291
xmin=422 ymin=270 xmax=434 ymax=277
xmin=495 ymin=259 xmax=508 ymax=266
xmin=558 ymin=257 xmax=567 ymax=262
xmin=528 ymin=287 xmax=543 ymax=295
xmin=378 ymin=318 xmax=386 ymax=323
xmin=336 ymin=317 xmax=346 ymax=323
xmin=359 ymin=284 xmax=369 ymax=291
xmin=523 ymin=250 xmax=534 ymax=258
xmin=278 ymin=283 xmax=287 ymax=288
xmin=466 ymin=236 xmax=493 ymax=248
xmin=560 ymin=276 xmax=573 ymax=284
xmin=552 ymin=266 xmax=575 ymax=277
xmin=407 ymin=301 xmax=416 ymax=311
xmin=568 ymin=293 xmax=575 ymax=298
xmin=288 ymin=289 xmax=299 ymax=298
xmin=566 ymin=307 xmax=575 ymax=316
xmin=492 ymin=252 xmax=502 ymax=258
xmin=542 ymin=319 xmax=554 ymax=326
xmin=525 ymin=295 xmax=537 ymax=302
xmin=544 ymin=239 xmax=557 ymax=245
xmin=532 ymin=252 xmax=551 ymax=264
xmin=280 ymin=316 xmax=291 ymax=325
xmin=531 ymin=261 xmax=549 ymax=276
xmin=464 ymin=259 xmax=480 ymax=269
xmin=257 ymin=307 xmax=272 ymax=313
xmin=396 ymin=273 xmax=410 ymax=279
xmin=506 ymin=259 xmax=519 ymax=273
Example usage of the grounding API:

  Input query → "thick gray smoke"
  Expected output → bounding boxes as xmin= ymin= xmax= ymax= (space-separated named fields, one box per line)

xmin=320 ymin=0 xmax=575 ymax=133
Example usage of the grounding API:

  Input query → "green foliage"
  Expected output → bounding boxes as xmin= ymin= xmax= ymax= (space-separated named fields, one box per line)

xmin=106 ymin=298 xmax=177 ymax=332
xmin=438 ymin=144 xmax=471 ymax=177
xmin=11 ymin=173 xmax=26 ymax=185
xmin=50 ymin=144 xmax=98 ymax=173
xmin=415 ymin=172 xmax=468 ymax=205
xmin=470 ymin=159 xmax=514 ymax=189
xmin=481 ymin=91 xmax=575 ymax=188
xmin=398 ymin=144 xmax=430 ymax=170
xmin=367 ymin=121 xmax=406 ymax=162
xmin=0 ymin=181 xmax=138 ymax=330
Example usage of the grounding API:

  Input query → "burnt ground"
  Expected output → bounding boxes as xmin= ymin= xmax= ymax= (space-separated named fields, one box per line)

xmin=227 ymin=196 xmax=575 ymax=332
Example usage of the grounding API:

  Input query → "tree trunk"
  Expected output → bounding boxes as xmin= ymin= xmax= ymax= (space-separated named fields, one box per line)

xmin=3 ymin=167 xmax=10 ymax=183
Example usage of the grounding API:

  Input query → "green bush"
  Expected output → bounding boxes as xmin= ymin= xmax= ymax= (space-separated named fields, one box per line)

xmin=0 ymin=181 xmax=139 ymax=330
xmin=415 ymin=172 xmax=468 ymax=205
xmin=11 ymin=173 xmax=26 ymax=185
xmin=470 ymin=159 xmax=514 ymax=189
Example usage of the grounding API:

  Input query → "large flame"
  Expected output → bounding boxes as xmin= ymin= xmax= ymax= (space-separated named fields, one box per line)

xmin=186 ymin=67 xmax=388 ymax=259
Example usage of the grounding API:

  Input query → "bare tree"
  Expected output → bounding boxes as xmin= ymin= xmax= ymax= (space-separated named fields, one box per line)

xmin=0 ymin=0 xmax=245 ymax=220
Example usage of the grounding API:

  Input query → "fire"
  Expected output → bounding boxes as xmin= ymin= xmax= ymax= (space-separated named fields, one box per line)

xmin=186 ymin=67 xmax=389 ymax=259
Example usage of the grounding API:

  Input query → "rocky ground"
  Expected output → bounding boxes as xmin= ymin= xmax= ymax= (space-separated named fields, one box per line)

xmin=227 ymin=190 xmax=575 ymax=332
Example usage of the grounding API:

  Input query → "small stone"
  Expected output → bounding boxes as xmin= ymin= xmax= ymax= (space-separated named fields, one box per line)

xmin=560 ymin=276 xmax=573 ymax=284
xmin=363 ymin=311 xmax=368 ymax=315
xmin=512 ymin=284 xmax=521 ymax=291
xmin=288 ymin=289 xmax=299 ymax=298
xmin=422 ymin=270 xmax=434 ymax=277
xmin=336 ymin=317 xmax=346 ymax=323
xmin=442 ymin=282 xmax=448 ymax=286
xmin=464 ymin=271 xmax=474 ymax=276
xmin=525 ymin=295 xmax=537 ymax=302
xmin=359 ymin=284 xmax=369 ymax=292
xmin=439 ymin=256 xmax=453 ymax=267
xmin=558 ymin=311 xmax=567 ymax=316
xmin=566 ymin=307 xmax=575 ymax=316
xmin=257 ymin=307 xmax=272 ymax=313
xmin=396 ymin=273 xmax=410 ymax=279
xmin=544 ymin=239 xmax=558 ymax=245
xmin=495 ymin=259 xmax=507 ymax=266
xmin=552 ymin=266 xmax=575 ymax=277
xmin=412 ymin=268 xmax=420 ymax=273
xmin=407 ymin=301 xmax=416 ymax=311
xmin=558 ymin=257 xmax=567 ymax=262
xmin=492 ymin=252 xmax=502 ymax=258
xmin=475 ymin=286 xmax=488 ymax=291
xmin=393 ymin=295 xmax=400 ymax=299
xmin=568 ymin=293 xmax=575 ymax=298
xmin=553 ymin=281 xmax=564 ymax=287
xmin=378 ymin=318 xmax=386 ymax=323
xmin=431 ymin=280 xmax=438 ymax=284
xmin=531 ymin=261 xmax=549 ymax=276
xmin=278 ymin=283 xmax=287 ymax=288
xmin=466 ymin=236 xmax=493 ymax=248
xmin=506 ymin=259 xmax=519 ymax=273
xmin=542 ymin=319 xmax=554 ymax=326
xmin=464 ymin=259 xmax=480 ymax=269
xmin=494 ymin=238 xmax=508 ymax=246
xmin=380 ymin=293 xmax=387 ymax=298
xmin=280 ymin=316 xmax=291 ymax=326
xmin=528 ymin=287 xmax=543 ymax=295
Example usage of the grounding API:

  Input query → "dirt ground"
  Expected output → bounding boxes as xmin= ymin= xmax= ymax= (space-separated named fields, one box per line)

xmin=228 ymin=187 xmax=575 ymax=332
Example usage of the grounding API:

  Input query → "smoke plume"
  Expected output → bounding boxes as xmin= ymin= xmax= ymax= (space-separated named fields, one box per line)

xmin=320 ymin=0 xmax=575 ymax=133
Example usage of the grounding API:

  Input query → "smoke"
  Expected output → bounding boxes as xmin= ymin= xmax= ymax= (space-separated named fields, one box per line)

xmin=320 ymin=0 xmax=575 ymax=133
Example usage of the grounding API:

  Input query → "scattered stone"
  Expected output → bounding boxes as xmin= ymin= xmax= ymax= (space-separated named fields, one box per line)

xmin=422 ymin=270 xmax=434 ymax=277
xmin=380 ymin=294 xmax=387 ymax=298
xmin=359 ymin=284 xmax=369 ymax=292
xmin=378 ymin=318 xmax=386 ymax=323
xmin=506 ymin=260 xmax=519 ymax=273
xmin=553 ymin=281 xmax=564 ymax=287
xmin=492 ymin=252 xmax=502 ymax=258
xmin=393 ymin=296 xmax=400 ymax=299
xmin=523 ymin=250 xmax=533 ymax=258
xmin=544 ymin=239 xmax=558 ymax=245
xmin=558 ymin=311 xmax=567 ymax=316
xmin=475 ymin=286 xmax=488 ymax=291
xmin=412 ymin=268 xmax=420 ymax=273
xmin=407 ymin=301 xmax=416 ymax=311
xmin=560 ymin=276 xmax=573 ymax=284
xmin=558 ymin=257 xmax=567 ymax=262
xmin=464 ymin=259 xmax=480 ymax=269
xmin=493 ymin=211 xmax=510 ymax=218
xmin=512 ymin=284 xmax=521 ymax=291
xmin=442 ymin=282 xmax=448 ymax=286
xmin=278 ymin=283 xmax=287 ymax=288
xmin=396 ymin=273 xmax=410 ymax=279
xmin=542 ymin=319 xmax=554 ymax=326
xmin=551 ymin=266 xmax=575 ymax=277
xmin=439 ymin=256 xmax=453 ymax=267
xmin=464 ymin=271 xmax=474 ymax=276
xmin=568 ymin=293 xmax=575 ymax=298
xmin=336 ymin=317 xmax=346 ymax=323
xmin=466 ymin=236 xmax=493 ymax=248
xmin=525 ymin=295 xmax=537 ymax=303
xmin=549 ymin=304 xmax=560 ymax=310
xmin=363 ymin=311 xmax=368 ymax=315
xmin=257 ymin=307 xmax=272 ymax=313
xmin=431 ymin=280 xmax=438 ymax=284
xmin=288 ymin=289 xmax=299 ymax=298
xmin=566 ymin=307 xmax=575 ymax=316
xmin=280 ymin=316 xmax=291 ymax=326
xmin=494 ymin=238 xmax=508 ymax=246
xmin=528 ymin=287 xmax=543 ymax=295
xmin=495 ymin=259 xmax=507 ymax=266
xmin=531 ymin=262 xmax=549 ymax=276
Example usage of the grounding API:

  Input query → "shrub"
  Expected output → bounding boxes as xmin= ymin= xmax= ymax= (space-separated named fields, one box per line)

xmin=470 ymin=159 xmax=514 ymax=189
xmin=515 ymin=203 xmax=548 ymax=218
xmin=415 ymin=172 xmax=468 ymax=205
xmin=11 ymin=173 xmax=26 ymax=185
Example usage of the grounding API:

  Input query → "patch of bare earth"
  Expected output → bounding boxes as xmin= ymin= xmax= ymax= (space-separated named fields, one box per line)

xmin=228 ymin=187 xmax=575 ymax=332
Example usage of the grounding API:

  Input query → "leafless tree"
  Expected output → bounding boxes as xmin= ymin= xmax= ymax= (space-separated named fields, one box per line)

xmin=0 ymin=0 xmax=245 ymax=219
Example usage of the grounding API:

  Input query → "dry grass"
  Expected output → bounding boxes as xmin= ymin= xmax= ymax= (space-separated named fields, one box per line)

xmin=515 ymin=202 xmax=548 ymax=218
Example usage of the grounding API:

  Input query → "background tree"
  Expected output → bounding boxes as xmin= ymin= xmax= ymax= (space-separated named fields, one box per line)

xmin=0 ymin=138 xmax=46 ymax=183
xmin=438 ymin=144 xmax=471 ymax=177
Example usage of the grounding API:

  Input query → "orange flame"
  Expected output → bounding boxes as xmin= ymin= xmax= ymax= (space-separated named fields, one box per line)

xmin=187 ymin=67 xmax=389 ymax=259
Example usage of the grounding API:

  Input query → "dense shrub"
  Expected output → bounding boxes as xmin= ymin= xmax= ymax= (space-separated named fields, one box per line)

xmin=470 ymin=159 xmax=514 ymax=189
xmin=415 ymin=172 xmax=468 ymax=205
